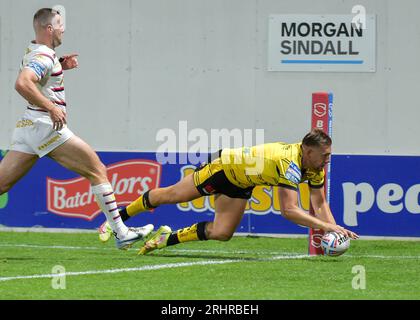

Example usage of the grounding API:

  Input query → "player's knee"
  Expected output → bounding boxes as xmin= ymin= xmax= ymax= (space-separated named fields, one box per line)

xmin=216 ymin=233 xmax=233 ymax=241
xmin=96 ymin=162 xmax=108 ymax=177
xmin=87 ymin=162 xmax=108 ymax=183
xmin=0 ymin=182 xmax=11 ymax=195
xmin=210 ymin=229 xmax=234 ymax=241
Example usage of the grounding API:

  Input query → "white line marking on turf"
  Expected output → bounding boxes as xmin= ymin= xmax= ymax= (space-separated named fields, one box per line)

xmin=0 ymin=243 xmax=289 ymax=254
xmin=1 ymin=243 xmax=420 ymax=260
xmin=0 ymin=255 xmax=309 ymax=282
xmin=345 ymin=254 xmax=420 ymax=259
xmin=0 ymin=243 xmax=113 ymax=251
xmin=169 ymin=250 xmax=420 ymax=260
xmin=3 ymin=228 xmax=420 ymax=240
xmin=1 ymin=243 xmax=420 ymax=282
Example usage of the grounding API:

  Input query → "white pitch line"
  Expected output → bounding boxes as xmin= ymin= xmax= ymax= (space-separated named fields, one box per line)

xmin=0 ymin=243 xmax=303 ymax=256
xmin=169 ymin=249 xmax=420 ymax=259
xmin=1 ymin=243 xmax=420 ymax=282
xmin=0 ymin=255 xmax=309 ymax=282
xmin=1 ymin=243 xmax=420 ymax=260
xmin=0 ymin=243 xmax=298 ymax=255
xmin=0 ymin=243 xmax=114 ymax=251
xmin=345 ymin=254 xmax=420 ymax=259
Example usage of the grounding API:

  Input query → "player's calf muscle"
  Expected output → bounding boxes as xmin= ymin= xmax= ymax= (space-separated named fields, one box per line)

xmin=152 ymin=186 xmax=190 ymax=205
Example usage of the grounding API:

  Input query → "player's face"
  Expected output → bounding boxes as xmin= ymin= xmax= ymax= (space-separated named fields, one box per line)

xmin=309 ymin=145 xmax=331 ymax=170
xmin=50 ymin=15 xmax=65 ymax=47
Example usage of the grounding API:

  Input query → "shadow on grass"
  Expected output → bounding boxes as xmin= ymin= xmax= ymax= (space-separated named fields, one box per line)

xmin=0 ymin=257 xmax=37 ymax=261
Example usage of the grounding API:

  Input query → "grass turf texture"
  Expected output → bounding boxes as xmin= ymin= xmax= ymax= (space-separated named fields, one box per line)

xmin=0 ymin=231 xmax=419 ymax=300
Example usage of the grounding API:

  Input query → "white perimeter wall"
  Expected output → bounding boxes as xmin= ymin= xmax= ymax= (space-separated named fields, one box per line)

xmin=1 ymin=0 xmax=419 ymax=155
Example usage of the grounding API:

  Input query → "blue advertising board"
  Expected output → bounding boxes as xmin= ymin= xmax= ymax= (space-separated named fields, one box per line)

xmin=0 ymin=151 xmax=419 ymax=237
xmin=330 ymin=155 xmax=420 ymax=237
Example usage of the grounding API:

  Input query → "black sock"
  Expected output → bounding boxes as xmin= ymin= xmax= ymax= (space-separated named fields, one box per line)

xmin=166 ymin=221 xmax=209 ymax=246
xmin=196 ymin=221 xmax=208 ymax=240
xmin=143 ymin=190 xmax=158 ymax=209
xmin=167 ymin=233 xmax=180 ymax=246
xmin=119 ymin=207 xmax=130 ymax=222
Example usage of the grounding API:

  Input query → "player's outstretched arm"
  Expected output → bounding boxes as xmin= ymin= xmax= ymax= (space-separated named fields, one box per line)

xmin=59 ymin=53 xmax=79 ymax=70
xmin=278 ymin=186 xmax=359 ymax=239
xmin=310 ymin=187 xmax=336 ymax=224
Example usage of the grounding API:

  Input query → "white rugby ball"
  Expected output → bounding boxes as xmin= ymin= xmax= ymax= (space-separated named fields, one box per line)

xmin=321 ymin=232 xmax=350 ymax=256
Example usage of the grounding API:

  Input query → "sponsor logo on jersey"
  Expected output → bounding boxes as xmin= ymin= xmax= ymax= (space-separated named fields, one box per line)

xmin=27 ymin=61 xmax=46 ymax=79
xmin=285 ymin=161 xmax=301 ymax=184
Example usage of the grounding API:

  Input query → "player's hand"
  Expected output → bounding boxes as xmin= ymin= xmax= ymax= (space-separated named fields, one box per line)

xmin=60 ymin=53 xmax=79 ymax=70
xmin=323 ymin=223 xmax=359 ymax=239
xmin=49 ymin=107 xmax=67 ymax=131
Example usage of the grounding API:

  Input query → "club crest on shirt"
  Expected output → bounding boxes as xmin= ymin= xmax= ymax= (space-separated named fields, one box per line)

xmin=285 ymin=162 xmax=301 ymax=184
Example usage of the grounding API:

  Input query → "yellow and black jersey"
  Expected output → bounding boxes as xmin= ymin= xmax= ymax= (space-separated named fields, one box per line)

xmin=219 ymin=142 xmax=324 ymax=191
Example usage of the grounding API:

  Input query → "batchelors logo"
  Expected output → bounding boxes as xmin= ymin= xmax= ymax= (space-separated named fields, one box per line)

xmin=47 ymin=160 xmax=162 ymax=220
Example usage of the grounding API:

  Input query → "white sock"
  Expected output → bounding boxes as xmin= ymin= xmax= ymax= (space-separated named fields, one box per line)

xmin=92 ymin=183 xmax=129 ymax=237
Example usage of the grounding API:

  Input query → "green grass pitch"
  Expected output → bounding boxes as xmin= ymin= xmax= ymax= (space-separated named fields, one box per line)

xmin=0 ymin=231 xmax=419 ymax=300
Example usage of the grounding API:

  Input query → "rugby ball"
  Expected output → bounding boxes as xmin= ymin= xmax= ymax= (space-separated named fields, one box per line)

xmin=321 ymin=232 xmax=350 ymax=256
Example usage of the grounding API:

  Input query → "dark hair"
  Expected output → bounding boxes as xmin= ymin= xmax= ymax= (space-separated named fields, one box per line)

xmin=33 ymin=8 xmax=60 ymax=29
xmin=302 ymin=129 xmax=332 ymax=147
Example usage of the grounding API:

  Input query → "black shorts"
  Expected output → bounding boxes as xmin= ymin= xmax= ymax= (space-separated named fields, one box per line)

xmin=193 ymin=153 xmax=254 ymax=200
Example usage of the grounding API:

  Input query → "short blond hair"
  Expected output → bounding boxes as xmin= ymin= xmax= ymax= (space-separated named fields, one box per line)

xmin=302 ymin=129 xmax=332 ymax=147
xmin=33 ymin=8 xmax=60 ymax=30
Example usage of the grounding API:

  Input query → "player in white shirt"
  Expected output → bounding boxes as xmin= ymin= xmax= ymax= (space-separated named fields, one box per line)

xmin=0 ymin=8 xmax=153 ymax=249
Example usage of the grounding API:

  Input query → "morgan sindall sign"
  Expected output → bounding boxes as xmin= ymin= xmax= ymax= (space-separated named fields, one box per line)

xmin=268 ymin=14 xmax=376 ymax=72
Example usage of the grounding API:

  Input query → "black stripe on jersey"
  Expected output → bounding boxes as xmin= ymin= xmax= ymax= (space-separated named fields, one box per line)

xmin=229 ymin=169 xmax=237 ymax=182
xmin=282 ymin=158 xmax=291 ymax=165
xmin=246 ymin=175 xmax=254 ymax=185
xmin=275 ymin=168 xmax=286 ymax=180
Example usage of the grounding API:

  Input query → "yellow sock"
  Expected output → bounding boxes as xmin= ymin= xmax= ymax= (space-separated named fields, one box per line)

xmin=176 ymin=223 xmax=199 ymax=243
xmin=126 ymin=195 xmax=147 ymax=216
xmin=126 ymin=190 xmax=157 ymax=216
